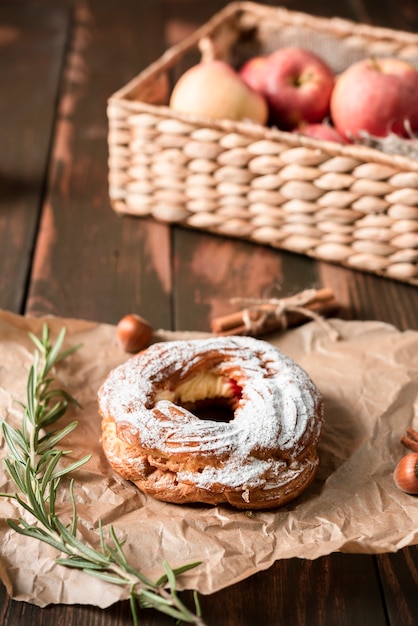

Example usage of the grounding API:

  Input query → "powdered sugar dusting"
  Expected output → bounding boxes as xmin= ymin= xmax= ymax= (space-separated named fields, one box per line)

xmin=98 ymin=336 xmax=322 ymax=495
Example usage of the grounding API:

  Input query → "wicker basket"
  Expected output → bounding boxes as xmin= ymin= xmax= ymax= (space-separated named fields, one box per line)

xmin=107 ymin=1 xmax=418 ymax=285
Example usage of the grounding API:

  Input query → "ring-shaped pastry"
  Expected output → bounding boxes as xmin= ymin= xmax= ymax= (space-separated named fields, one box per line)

xmin=98 ymin=336 xmax=323 ymax=509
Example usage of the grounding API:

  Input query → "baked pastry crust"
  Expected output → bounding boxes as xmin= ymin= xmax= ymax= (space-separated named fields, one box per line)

xmin=98 ymin=336 xmax=323 ymax=509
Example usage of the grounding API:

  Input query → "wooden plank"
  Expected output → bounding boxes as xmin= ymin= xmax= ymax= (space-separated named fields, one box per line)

xmin=0 ymin=592 xmax=156 ymax=625
xmin=0 ymin=1 xmax=69 ymax=313
xmin=377 ymin=547 xmax=418 ymax=626
xmin=172 ymin=227 xmax=319 ymax=332
xmin=181 ymin=554 xmax=388 ymax=626
xmin=25 ymin=0 xmax=173 ymax=328
xmin=318 ymin=262 xmax=418 ymax=331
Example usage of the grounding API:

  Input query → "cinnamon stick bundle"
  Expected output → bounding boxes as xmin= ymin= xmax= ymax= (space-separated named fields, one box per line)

xmin=211 ymin=287 xmax=339 ymax=337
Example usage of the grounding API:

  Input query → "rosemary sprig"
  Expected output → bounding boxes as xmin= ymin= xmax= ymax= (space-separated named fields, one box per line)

xmin=0 ymin=323 xmax=205 ymax=625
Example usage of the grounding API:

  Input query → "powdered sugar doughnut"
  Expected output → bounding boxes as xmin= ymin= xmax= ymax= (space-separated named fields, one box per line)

xmin=98 ymin=336 xmax=323 ymax=509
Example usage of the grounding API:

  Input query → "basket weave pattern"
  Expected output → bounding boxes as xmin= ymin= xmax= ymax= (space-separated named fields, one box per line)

xmin=108 ymin=2 xmax=418 ymax=284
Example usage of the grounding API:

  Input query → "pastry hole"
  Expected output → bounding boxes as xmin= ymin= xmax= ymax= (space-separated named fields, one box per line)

xmin=172 ymin=375 xmax=242 ymax=423
xmin=192 ymin=402 xmax=236 ymax=423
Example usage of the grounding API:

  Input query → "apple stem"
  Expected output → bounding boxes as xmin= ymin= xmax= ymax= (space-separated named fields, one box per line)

xmin=369 ymin=56 xmax=381 ymax=72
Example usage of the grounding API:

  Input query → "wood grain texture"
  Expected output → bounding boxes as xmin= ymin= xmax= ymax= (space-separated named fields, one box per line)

xmin=182 ymin=554 xmax=388 ymax=626
xmin=0 ymin=1 xmax=69 ymax=313
xmin=172 ymin=227 xmax=319 ymax=331
xmin=25 ymin=0 xmax=173 ymax=327
xmin=377 ymin=548 xmax=418 ymax=626
xmin=318 ymin=261 xmax=418 ymax=330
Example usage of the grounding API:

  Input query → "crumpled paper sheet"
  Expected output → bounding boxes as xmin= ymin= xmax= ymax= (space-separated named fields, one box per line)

xmin=1 ymin=309 xmax=418 ymax=608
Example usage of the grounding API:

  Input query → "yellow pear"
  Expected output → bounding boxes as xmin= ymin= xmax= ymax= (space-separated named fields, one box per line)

xmin=169 ymin=60 xmax=268 ymax=125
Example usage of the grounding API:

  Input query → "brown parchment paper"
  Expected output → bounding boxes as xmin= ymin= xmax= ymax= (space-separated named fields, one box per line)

xmin=1 ymin=309 xmax=418 ymax=608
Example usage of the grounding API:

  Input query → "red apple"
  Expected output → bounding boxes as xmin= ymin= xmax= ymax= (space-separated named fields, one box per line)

xmin=330 ymin=57 xmax=418 ymax=139
xmin=169 ymin=60 xmax=268 ymax=125
xmin=294 ymin=122 xmax=347 ymax=143
xmin=239 ymin=55 xmax=268 ymax=92
xmin=260 ymin=47 xmax=335 ymax=129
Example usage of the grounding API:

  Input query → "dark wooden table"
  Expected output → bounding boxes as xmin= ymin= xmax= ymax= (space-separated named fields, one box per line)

xmin=2 ymin=0 xmax=418 ymax=624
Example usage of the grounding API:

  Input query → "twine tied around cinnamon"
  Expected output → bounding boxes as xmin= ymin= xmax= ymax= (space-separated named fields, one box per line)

xmin=211 ymin=287 xmax=340 ymax=340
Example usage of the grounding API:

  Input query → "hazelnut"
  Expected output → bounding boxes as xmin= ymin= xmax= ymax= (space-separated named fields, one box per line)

xmin=117 ymin=314 xmax=153 ymax=353
xmin=393 ymin=453 xmax=418 ymax=495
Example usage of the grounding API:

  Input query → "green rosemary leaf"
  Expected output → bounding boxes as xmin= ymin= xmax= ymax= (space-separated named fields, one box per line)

xmin=37 ymin=401 xmax=68 ymax=429
xmin=158 ymin=565 xmax=198 ymax=623
xmin=26 ymin=363 xmax=37 ymax=425
xmin=38 ymin=448 xmax=68 ymax=471
xmin=44 ymin=327 xmax=66 ymax=374
xmin=53 ymin=516 xmax=110 ymax=566
xmin=1 ymin=423 xmax=27 ymax=464
xmin=44 ymin=328 xmax=66 ymax=358
xmin=37 ymin=375 xmax=54 ymax=393
xmin=21 ymin=412 xmax=29 ymax=443
xmin=37 ymin=421 xmax=79 ymax=451
xmin=80 ymin=568 xmax=130 ymax=586
xmin=98 ymin=519 xmax=106 ymax=552
xmin=42 ymin=388 xmax=80 ymax=410
xmin=23 ymin=463 xmax=51 ymax=527
xmin=13 ymin=493 xmax=52 ymax=531
xmin=6 ymin=519 xmax=66 ymax=553
xmin=48 ymin=476 xmax=59 ymax=518
xmin=172 ymin=561 xmax=203 ymax=576
xmin=0 ymin=421 xmax=28 ymax=456
xmin=129 ymin=590 xmax=140 ymax=626
xmin=68 ymin=478 xmax=77 ymax=536
xmin=13 ymin=492 xmax=40 ymax=519
xmin=35 ymin=448 xmax=61 ymax=474
xmin=3 ymin=458 xmax=27 ymax=494
xmin=137 ymin=588 xmax=176 ymax=608
xmin=0 ymin=491 xmax=17 ymax=498
xmin=39 ymin=405 xmax=70 ymax=429
xmin=105 ymin=548 xmax=156 ymax=588
xmin=101 ymin=544 xmax=132 ymax=574
xmin=51 ymin=455 xmax=92 ymax=479
xmin=9 ymin=516 xmax=33 ymax=530
xmin=39 ymin=452 xmax=64 ymax=495
xmin=137 ymin=589 xmax=190 ymax=621
xmin=27 ymin=331 xmax=46 ymax=354
xmin=55 ymin=343 xmax=83 ymax=364
xmin=154 ymin=561 xmax=202 ymax=586
xmin=193 ymin=590 xmax=202 ymax=618
xmin=55 ymin=557 xmax=108 ymax=570
xmin=109 ymin=525 xmax=128 ymax=564
xmin=162 ymin=560 xmax=177 ymax=592
xmin=41 ymin=323 xmax=49 ymax=344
